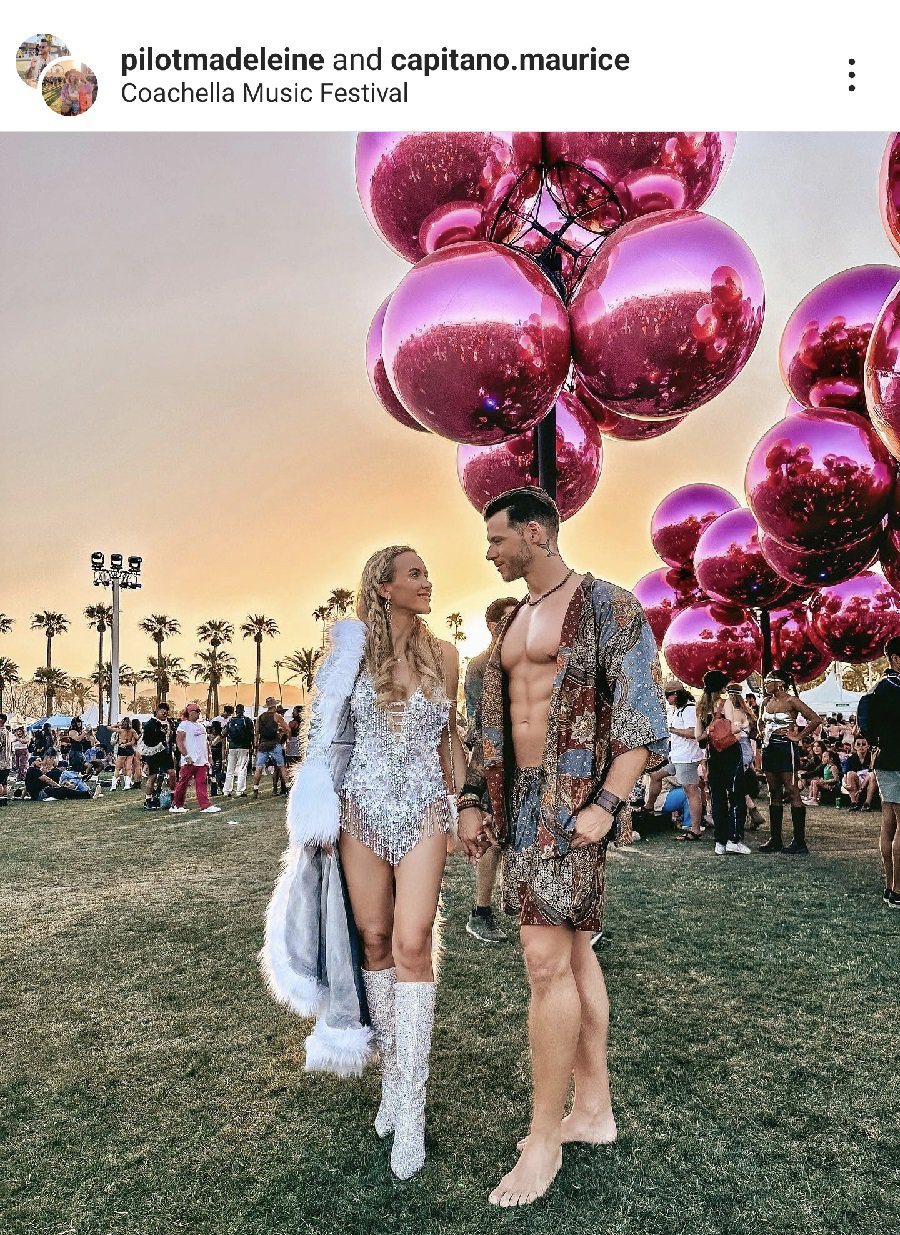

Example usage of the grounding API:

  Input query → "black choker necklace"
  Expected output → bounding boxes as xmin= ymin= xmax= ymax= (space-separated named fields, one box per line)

xmin=525 ymin=568 xmax=574 ymax=607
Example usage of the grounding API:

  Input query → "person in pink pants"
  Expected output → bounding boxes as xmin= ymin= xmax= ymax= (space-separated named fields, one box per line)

xmin=170 ymin=703 xmax=221 ymax=814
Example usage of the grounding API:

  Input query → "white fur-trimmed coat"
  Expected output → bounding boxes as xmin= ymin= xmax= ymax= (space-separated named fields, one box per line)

xmin=259 ymin=619 xmax=373 ymax=1076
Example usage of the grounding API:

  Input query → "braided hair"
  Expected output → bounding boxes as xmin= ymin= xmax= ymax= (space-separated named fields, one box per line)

xmin=356 ymin=545 xmax=445 ymax=707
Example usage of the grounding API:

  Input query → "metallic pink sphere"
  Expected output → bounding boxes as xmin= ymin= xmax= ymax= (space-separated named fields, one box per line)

xmin=456 ymin=392 xmax=602 ymax=521
xmin=662 ymin=601 xmax=762 ymax=689
xmin=768 ymin=606 xmax=833 ymax=684
xmin=745 ymin=409 xmax=896 ymax=549
xmin=774 ymin=582 xmax=817 ymax=608
xmin=808 ymin=571 xmax=900 ymax=663
xmin=784 ymin=397 xmax=809 ymax=416
xmin=879 ymin=134 xmax=900 ymax=258
xmin=879 ymin=523 xmax=900 ymax=592
xmin=574 ymin=375 xmax=687 ymax=440
xmin=694 ymin=508 xmax=794 ymax=609
xmin=651 ymin=484 xmax=740 ymax=570
xmin=865 ymin=279 xmax=900 ymax=462
xmin=759 ymin=526 xmax=881 ymax=588
xmin=543 ymin=132 xmax=735 ymax=230
xmin=383 ymin=241 xmax=572 ymax=445
xmin=633 ymin=567 xmax=705 ymax=646
xmin=365 ymin=296 xmax=429 ymax=432
xmin=779 ymin=265 xmax=900 ymax=416
xmin=569 ymin=210 xmax=765 ymax=420
xmin=355 ymin=132 xmax=542 ymax=263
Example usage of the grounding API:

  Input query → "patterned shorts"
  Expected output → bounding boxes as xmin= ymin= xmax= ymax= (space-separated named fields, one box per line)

xmin=501 ymin=767 xmax=607 ymax=933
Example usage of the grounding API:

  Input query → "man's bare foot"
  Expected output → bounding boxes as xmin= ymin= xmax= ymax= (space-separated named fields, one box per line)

xmin=488 ymin=1136 xmax=562 ymax=1207
xmin=517 ymin=1110 xmax=617 ymax=1152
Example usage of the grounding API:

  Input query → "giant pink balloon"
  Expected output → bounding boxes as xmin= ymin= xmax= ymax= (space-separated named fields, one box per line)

xmin=779 ymin=265 xmax=900 ymax=416
xmin=574 ymin=376 xmax=687 ymax=440
xmin=694 ymin=508 xmax=793 ymax=609
xmin=879 ymin=134 xmax=900 ymax=258
xmin=865 ymin=280 xmax=900 ymax=462
xmin=662 ymin=601 xmax=762 ymax=689
xmin=383 ymin=241 xmax=572 ymax=445
xmin=355 ymin=132 xmax=542 ymax=263
xmin=633 ymin=567 xmax=705 ymax=645
xmin=651 ymin=484 xmax=740 ymax=570
xmin=879 ymin=523 xmax=900 ymax=592
xmin=569 ymin=211 xmax=765 ymax=420
xmin=768 ymin=606 xmax=833 ymax=683
xmin=456 ymin=392 xmax=602 ymax=521
xmin=759 ymin=526 xmax=881 ymax=588
xmin=366 ymin=296 xmax=429 ymax=432
xmin=543 ymin=132 xmax=735 ymax=230
xmin=745 ymin=409 xmax=896 ymax=549
xmin=808 ymin=572 xmax=900 ymax=663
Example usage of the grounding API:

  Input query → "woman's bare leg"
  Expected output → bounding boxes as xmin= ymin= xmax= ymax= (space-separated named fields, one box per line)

xmin=338 ymin=831 xmax=395 ymax=970
xmin=392 ymin=829 xmax=448 ymax=981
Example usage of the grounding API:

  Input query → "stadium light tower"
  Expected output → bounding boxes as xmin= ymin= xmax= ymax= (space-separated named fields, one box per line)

xmin=90 ymin=552 xmax=142 ymax=724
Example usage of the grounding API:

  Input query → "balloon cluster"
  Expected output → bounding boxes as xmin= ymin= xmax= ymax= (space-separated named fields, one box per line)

xmin=358 ymin=132 xmax=764 ymax=521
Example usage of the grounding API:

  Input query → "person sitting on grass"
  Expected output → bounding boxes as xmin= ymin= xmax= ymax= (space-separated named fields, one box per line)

xmin=843 ymin=736 xmax=878 ymax=812
xmin=24 ymin=755 xmax=95 ymax=802
xmin=805 ymin=749 xmax=842 ymax=806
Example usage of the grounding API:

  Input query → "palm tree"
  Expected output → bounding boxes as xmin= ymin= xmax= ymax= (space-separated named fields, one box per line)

xmin=284 ymin=648 xmax=318 ymax=701
xmin=30 ymin=611 xmax=70 ymax=711
xmin=191 ymin=647 xmax=238 ymax=718
xmin=446 ymin=612 xmax=466 ymax=644
xmin=327 ymin=588 xmax=355 ymax=618
xmin=67 ymin=679 xmax=95 ymax=715
xmin=0 ymin=614 xmax=13 ymax=637
xmin=240 ymin=614 xmax=279 ymax=717
xmin=0 ymin=657 xmax=20 ymax=713
xmin=312 ymin=605 xmax=331 ymax=648
xmin=138 ymin=614 xmax=181 ymax=704
xmin=91 ymin=662 xmax=135 ymax=722
xmin=32 ymin=667 xmax=70 ymax=715
xmin=197 ymin=619 xmax=234 ymax=652
xmin=84 ymin=603 xmax=113 ymax=723
xmin=119 ymin=666 xmax=142 ymax=709
xmin=133 ymin=694 xmax=156 ymax=714
xmin=145 ymin=654 xmax=190 ymax=706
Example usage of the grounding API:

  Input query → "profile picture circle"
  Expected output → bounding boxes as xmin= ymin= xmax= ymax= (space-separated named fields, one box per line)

xmin=16 ymin=33 xmax=69 ymax=87
xmin=42 ymin=59 xmax=98 ymax=116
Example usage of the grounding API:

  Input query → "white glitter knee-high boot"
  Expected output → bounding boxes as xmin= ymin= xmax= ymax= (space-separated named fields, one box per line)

xmin=361 ymin=967 xmax=398 ymax=1138
xmin=390 ymin=981 xmax=436 ymax=1180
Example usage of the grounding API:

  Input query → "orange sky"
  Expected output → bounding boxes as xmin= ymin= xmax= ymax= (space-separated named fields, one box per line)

xmin=0 ymin=132 xmax=896 ymax=684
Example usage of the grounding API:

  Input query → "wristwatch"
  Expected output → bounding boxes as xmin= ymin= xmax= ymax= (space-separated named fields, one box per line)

xmin=593 ymin=787 xmax=623 ymax=816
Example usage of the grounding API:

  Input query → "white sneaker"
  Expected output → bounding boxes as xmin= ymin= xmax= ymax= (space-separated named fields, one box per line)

xmin=92 ymin=787 xmax=103 ymax=799
xmin=111 ymin=778 xmax=118 ymax=791
xmin=802 ymin=798 xmax=819 ymax=807
xmin=201 ymin=805 xmax=222 ymax=814
xmin=169 ymin=806 xmax=188 ymax=813
xmin=726 ymin=840 xmax=751 ymax=855
xmin=714 ymin=843 xmax=726 ymax=856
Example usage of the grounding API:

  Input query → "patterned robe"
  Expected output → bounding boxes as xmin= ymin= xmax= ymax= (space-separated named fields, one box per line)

xmin=466 ymin=574 xmax=669 ymax=860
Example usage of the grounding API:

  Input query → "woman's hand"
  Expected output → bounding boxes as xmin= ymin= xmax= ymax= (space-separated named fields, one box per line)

xmin=458 ymin=806 xmax=488 ymax=862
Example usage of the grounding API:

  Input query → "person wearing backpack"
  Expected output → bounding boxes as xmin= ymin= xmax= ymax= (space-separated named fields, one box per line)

xmin=861 ymin=636 xmax=900 ymax=908
xmin=252 ymin=696 xmax=290 ymax=798
xmin=223 ymin=703 xmax=254 ymax=797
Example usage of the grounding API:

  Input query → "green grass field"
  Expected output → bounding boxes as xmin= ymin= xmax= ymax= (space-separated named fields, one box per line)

xmin=2 ymin=790 xmax=898 ymax=1235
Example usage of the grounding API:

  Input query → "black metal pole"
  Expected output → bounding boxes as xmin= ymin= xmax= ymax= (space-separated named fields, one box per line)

xmin=535 ymin=405 xmax=558 ymax=501
xmin=760 ymin=608 xmax=773 ymax=678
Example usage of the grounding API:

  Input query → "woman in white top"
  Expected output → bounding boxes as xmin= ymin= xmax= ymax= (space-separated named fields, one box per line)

xmin=665 ymin=683 xmax=704 ymax=840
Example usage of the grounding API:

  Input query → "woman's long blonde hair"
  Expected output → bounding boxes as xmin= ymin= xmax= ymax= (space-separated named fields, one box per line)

xmin=356 ymin=545 xmax=444 ymax=706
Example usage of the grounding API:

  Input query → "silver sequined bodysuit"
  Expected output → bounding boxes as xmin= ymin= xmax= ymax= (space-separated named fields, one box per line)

xmin=340 ymin=672 xmax=452 ymax=866
xmin=762 ymin=705 xmax=795 ymax=746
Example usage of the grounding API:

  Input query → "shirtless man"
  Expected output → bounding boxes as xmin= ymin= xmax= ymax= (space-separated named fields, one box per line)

xmin=458 ymin=486 xmax=668 ymax=1208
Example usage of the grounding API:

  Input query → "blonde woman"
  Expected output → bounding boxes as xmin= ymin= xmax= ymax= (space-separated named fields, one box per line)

xmin=269 ymin=545 xmax=467 ymax=1180
xmin=695 ymin=670 xmax=749 ymax=855
xmin=112 ymin=717 xmax=139 ymax=790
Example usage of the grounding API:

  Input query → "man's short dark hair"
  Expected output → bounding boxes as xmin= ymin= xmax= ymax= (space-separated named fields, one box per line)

xmin=483 ymin=486 xmax=560 ymax=537
xmin=485 ymin=596 xmax=519 ymax=625
xmin=235 ymin=703 xmax=245 ymax=714
xmin=0 ymin=714 xmax=6 ymax=725
xmin=885 ymin=636 xmax=900 ymax=660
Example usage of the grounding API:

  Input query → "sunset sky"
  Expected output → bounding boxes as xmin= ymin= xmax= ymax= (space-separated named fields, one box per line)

xmin=0 ymin=131 xmax=896 ymax=689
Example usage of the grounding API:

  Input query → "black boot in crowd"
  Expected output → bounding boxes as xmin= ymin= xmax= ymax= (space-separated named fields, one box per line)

xmin=782 ymin=805 xmax=809 ymax=855
xmin=759 ymin=803 xmax=783 ymax=852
